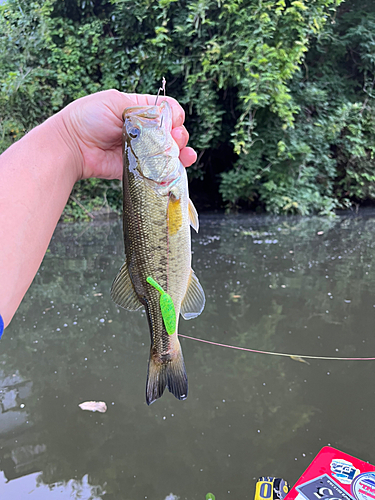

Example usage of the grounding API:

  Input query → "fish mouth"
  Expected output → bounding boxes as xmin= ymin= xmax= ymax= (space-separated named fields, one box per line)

xmin=122 ymin=105 xmax=161 ymax=121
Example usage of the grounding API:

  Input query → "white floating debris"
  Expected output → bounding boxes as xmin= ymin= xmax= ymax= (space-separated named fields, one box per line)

xmin=78 ymin=401 xmax=107 ymax=413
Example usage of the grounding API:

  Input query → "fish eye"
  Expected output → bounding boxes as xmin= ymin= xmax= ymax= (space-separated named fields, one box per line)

xmin=128 ymin=127 xmax=140 ymax=139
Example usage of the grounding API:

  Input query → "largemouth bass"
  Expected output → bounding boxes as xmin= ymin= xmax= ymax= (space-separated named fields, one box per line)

xmin=111 ymin=100 xmax=205 ymax=405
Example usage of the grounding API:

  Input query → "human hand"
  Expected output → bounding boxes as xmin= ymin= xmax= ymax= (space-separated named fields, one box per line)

xmin=58 ymin=90 xmax=197 ymax=181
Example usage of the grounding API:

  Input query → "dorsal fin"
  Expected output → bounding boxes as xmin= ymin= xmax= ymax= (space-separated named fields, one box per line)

xmin=188 ymin=198 xmax=199 ymax=232
xmin=110 ymin=263 xmax=142 ymax=311
xmin=180 ymin=269 xmax=205 ymax=320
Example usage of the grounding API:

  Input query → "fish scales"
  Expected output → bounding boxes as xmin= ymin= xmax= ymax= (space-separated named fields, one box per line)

xmin=111 ymin=100 xmax=205 ymax=405
xmin=125 ymin=173 xmax=170 ymax=351
xmin=125 ymin=164 xmax=190 ymax=354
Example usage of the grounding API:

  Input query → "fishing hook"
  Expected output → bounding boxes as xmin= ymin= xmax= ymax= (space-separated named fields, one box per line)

xmin=155 ymin=77 xmax=166 ymax=105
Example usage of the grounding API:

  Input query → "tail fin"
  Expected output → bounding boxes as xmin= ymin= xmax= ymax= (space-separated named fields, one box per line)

xmin=146 ymin=344 xmax=188 ymax=405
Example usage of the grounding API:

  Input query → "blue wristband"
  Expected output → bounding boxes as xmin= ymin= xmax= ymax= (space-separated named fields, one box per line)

xmin=0 ymin=314 xmax=4 ymax=338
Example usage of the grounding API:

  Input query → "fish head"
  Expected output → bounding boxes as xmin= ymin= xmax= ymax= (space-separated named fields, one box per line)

xmin=122 ymin=101 xmax=180 ymax=186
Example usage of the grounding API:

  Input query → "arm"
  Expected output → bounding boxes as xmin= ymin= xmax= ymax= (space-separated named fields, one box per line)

xmin=0 ymin=115 xmax=79 ymax=329
xmin=0 ymin=90 xmax=196 ymax=328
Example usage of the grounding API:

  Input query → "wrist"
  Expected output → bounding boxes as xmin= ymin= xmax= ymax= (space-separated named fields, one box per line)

xmin=44 ymin=109 xmax=84 ymax=183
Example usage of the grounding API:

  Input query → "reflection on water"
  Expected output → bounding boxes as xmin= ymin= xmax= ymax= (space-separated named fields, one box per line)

xmin=1 ymin=212 xmax=375 ymax=499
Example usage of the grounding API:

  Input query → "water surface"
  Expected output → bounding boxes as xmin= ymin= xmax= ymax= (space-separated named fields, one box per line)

xmin=1 ymin=213 xmax=375 ymax=499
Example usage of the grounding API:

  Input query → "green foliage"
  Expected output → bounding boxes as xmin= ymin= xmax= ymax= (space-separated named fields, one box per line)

xmin=220 ymin=0 xmax=375 ymax=214
xmin=1 ymin=0 xmax=375 ymax=216
xmin=62 ymin=179 xmax=122 ymax=221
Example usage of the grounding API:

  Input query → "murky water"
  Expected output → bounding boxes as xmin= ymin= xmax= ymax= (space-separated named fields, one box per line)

xmin=1 ymin=212 xmax=375 ymax=499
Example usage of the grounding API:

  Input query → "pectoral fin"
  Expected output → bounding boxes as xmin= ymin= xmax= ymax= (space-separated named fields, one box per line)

xmin=180 ymin=270 xmax=205 ymax=320
xmin=188 ymin=198 xmax=199 ymax=232
xmin=110 ymin=263 xmax=142 ymax=311
xmin=168 ymin=196 xmax=183 ymax=236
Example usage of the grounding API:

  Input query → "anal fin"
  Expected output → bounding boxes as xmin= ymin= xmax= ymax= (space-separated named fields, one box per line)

xmin=110 ymin=262 xmax=142 ymax=311
xmin=180 ymin=269 xmax=205 ymax=320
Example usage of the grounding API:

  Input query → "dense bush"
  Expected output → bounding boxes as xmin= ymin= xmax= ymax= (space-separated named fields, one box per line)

xmin=220 ymin=0 xmax=375 ymax=214
xmin=1 ymin=0 xmax=375 ymax=216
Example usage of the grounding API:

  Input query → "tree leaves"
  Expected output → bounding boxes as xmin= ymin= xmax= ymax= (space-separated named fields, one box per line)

xmin=2 ymin=0 xmax=374 ymax=216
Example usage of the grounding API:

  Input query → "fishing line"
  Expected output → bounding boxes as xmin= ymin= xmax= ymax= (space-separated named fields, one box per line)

xmin=179 ymin=334 xmax=375 ymax=361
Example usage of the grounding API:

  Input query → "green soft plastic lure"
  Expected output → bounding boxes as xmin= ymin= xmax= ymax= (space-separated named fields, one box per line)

xmin=146 ymin=277 xmax=176 ymax=335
